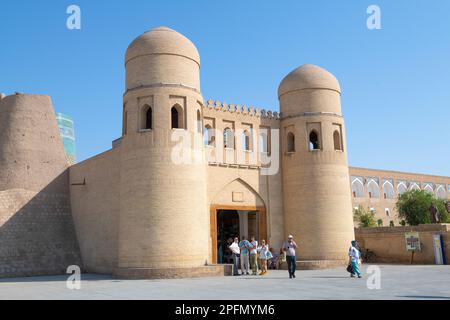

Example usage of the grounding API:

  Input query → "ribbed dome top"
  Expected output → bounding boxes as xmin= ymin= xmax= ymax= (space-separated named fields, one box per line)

xmin=125 ymin=27 xmax=200 ymax=66
xmin=278 ymin=64 xmax=341 ymax=98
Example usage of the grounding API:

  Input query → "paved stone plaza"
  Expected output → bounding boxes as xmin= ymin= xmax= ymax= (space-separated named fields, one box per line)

xmin=0 ymin=265 xmax=449 ymax=300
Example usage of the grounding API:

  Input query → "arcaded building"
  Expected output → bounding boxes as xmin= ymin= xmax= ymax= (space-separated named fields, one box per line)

xmin=1 ymin=27 xmax=449 ymax=278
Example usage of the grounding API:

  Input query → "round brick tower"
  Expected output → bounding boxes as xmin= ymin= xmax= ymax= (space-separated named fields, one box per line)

xmin=279 ymin=64 xmax=355 ymax=266
xmin=115 ymin=27 xmax=214 ymax=278
xmin=0 ymin=94 xmax=69 ymax=192
xmin=0 ymin=93 xmax=81 ymax=277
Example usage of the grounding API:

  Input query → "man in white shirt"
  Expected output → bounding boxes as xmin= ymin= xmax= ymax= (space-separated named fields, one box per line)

xmin=348 ymin=240 xmax=362 ymax=278
xmin=282 ymin=235 xmax=298 ymax=279
xmin=229 ymin=237 xmax=240 ymax=276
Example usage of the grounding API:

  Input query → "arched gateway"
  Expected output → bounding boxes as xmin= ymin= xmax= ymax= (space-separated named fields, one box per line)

xmin=209 ymin=179 xmax=268 ymax=264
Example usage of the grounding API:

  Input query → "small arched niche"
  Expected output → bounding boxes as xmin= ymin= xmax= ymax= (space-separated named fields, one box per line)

xmin=287 ymin=132 xmax=295 ymax=152
xmin=333 ymin=130 xmax=342 ymax=151
xmin=171 ymin=104 xmax=184 ymax=129
xmin=140 ymin=105 xmax=152 ymax=130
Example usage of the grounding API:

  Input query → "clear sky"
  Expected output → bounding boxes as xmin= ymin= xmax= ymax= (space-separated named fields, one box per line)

xmin=1 ymin=0 xmax=449 ymax=176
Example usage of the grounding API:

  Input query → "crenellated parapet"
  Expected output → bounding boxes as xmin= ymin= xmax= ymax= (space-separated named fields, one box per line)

xmin=204 ymin=99 xmax=280 ymax=120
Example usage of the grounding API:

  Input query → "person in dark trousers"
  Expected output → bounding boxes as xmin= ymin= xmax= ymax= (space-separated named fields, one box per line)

xmin=282 ymin=235 xmax=298 ymax=279
xmin=229 ymin=237 xmax=240 ymax=276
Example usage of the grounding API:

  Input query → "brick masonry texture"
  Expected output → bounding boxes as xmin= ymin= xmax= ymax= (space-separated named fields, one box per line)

xmin=0 ymin=189 xmax=82 ymax=278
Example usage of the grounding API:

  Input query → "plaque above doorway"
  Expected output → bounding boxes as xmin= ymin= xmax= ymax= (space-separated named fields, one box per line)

xmin=232 ymin=192 xmax=244 ymax=202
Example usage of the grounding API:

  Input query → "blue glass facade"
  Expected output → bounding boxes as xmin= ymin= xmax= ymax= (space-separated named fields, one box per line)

xmin=55 ymin=113 xmax=76 ymax=163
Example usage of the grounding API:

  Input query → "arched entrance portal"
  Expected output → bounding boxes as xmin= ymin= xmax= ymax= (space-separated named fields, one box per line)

xmin=210 ymin=205 xmax=267 ymax=264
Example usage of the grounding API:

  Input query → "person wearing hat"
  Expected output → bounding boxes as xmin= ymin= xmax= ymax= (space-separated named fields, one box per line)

xmin=348 ymin=240 xmax=362 ymax=278
xmin=282 ymin=235 xmax=298 ymax=279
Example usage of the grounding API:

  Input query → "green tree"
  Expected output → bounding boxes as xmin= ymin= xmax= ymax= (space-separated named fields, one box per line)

xmin=396 ymin=190 xmax=450 ymax=226
xmin=353 ymin=205 xmax=377 ymax=228
xmin=436 ymin=199 xmax=450 ymax=223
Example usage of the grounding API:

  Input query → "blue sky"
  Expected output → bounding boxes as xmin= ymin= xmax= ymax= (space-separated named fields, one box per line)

xmin=1 ymin=0 xmax=449 ymax=176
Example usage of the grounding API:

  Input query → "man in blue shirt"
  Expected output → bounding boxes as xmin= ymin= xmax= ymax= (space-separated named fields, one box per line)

xmin=239 ymin=236 xmax=252 ymax=275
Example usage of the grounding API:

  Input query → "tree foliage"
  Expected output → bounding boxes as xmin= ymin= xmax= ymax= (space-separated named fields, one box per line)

xmin=396 ymin=190 xmax=449 ymax=226
xmin=353 ymin=205 xmax=377 ymax=228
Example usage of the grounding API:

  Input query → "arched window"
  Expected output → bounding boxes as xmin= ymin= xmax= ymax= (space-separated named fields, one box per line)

xmin=410 ymin=183 xmax=420 ymax=191
xmin=382 ymin=181 xmax=395 ymax=199
xmin=243 ymin=130 xmax=251 ymax=151
xmin=204 ymin=125 xmax=215 ymax=146
xmin=287 ymin=132 xmax=295 ymax=152
xmin=397 ymin=182 xmax=407 ymax=195
xmin=367 ymin=180 xmax=380 ymax=198
xmin=144 ymin=106 xmax=152 ymax=130
xmin=351 ymin=178 xmax=364 ymax=198
xmin=424 ymin=184 xmax=434 ymax=194
xmin=197 ymin=110 xmax=202 ymax=134
xmin=224 ymin=128 xmax=234 ymax=149
xmin=171 ymin=105 xmax=182 ymax=129
xmin=309 ymin=131 xmax=320 ymax=150
xmin=259 ymin=129 xmax=269 ymax=154
xmin=333 ymin=130 xmax=342 ymax=151
xmin=436 ymin=185 xmax=447 ymax=199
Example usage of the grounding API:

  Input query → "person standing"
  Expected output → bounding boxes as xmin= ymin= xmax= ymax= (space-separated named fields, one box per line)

xmin=259 ymin=240 xmax=270 ymax=275
xmin=282 ymin=235 xmax=298 ymax=279
xmin=229 ymin=237 xmax=240 ymax=276
xmin=250 ymin=236 xmax=259 ymax=275
xmin=239 ymin=236 xmax=252 ymax=275
xmin=348 ymin=240 xmax=362 ymax=278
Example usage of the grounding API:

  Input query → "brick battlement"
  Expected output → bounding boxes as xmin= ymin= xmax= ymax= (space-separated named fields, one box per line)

xmin=204 ymin=99 xmax=280 ymax=120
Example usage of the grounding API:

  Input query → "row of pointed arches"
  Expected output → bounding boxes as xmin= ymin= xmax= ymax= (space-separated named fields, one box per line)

xmin=132 ymin=104 xmax=203 ymax=132
xmin=351 ymin=177 xmax=448 ymax=200
xmin=204 ymin=126 xmax=271 ymax=153
xmin=286 ymin=130 xmax=342 ymax=153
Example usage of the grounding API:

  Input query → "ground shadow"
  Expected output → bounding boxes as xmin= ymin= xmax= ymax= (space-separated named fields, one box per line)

xmin=398 ymin=295 xmax=450 ymax=300
xmin=0 ymin=170 xmax=82 ymax=279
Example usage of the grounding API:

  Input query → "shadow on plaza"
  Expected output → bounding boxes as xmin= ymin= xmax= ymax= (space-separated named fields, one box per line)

xmin=0 ymin=273 xmax=114 ymax=283
xmin=399 ymin=295 xmax=450 ymax=300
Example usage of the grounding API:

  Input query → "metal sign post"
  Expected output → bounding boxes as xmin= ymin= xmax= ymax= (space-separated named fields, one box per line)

xmin=405 ymin=232 xmax=421 ymax=265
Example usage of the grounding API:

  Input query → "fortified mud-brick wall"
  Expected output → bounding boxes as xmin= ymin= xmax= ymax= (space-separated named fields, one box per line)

xmin=349 ymin=167 xmax=450 ymax=227
xmin=0 ymin=94 xmax=82 ymax=278
xmin=202 ymin=100 xmax=285 ymax=250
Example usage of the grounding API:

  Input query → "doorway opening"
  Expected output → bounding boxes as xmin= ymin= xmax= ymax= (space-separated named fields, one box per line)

xmin=211 ymin=206 xmax=267 ymax=264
